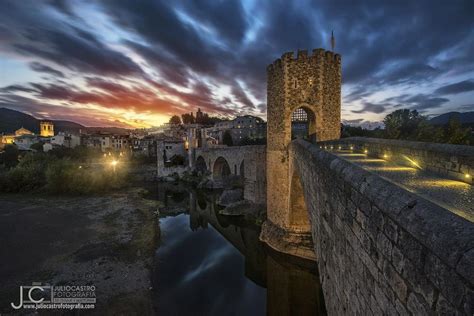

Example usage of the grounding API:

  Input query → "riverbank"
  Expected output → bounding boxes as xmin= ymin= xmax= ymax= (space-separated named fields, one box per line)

xmin=0 ymin=187 xmax=160 ymax=314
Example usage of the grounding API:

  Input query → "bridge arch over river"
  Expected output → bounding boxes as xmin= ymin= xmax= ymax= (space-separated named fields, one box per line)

xmin=193 ymin=145 xmax=266 ymax=204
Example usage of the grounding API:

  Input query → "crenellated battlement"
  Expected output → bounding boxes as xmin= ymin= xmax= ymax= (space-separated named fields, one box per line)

xmin=267 ymin=48 xmax=341 ymax=73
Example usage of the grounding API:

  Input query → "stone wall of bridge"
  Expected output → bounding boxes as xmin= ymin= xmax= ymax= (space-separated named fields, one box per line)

xmin=319 ymin=137 xmax=474 ymax=185
xmin=290 ymin=139 xmax=474 ymax=315
xmin=193 ymin=145 xmax=266 ymax=204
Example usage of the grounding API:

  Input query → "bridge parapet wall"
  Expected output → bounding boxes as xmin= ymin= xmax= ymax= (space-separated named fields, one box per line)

xmin=291 ymin=139 xmax=474 ymax=315
xmin=319 ymin=137 xmax=474 ymax=184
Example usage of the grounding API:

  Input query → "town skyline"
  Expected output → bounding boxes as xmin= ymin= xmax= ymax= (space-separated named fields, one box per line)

xmin=1 ymin=1 xmax=473 ymax=129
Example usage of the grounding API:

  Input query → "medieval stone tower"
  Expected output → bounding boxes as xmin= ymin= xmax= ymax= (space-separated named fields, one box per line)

xmin=262 ymin=49 xmax=341 ymax=258
xmin=40 ymin=121 xmax=54 ymax=137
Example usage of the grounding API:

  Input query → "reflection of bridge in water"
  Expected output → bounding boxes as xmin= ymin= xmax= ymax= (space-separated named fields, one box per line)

xmin=187 ymin=189 xmax=326 ymax=315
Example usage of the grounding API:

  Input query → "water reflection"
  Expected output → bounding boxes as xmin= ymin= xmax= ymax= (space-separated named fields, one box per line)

xmin=149 ymin=183 xmax=326 ymax=315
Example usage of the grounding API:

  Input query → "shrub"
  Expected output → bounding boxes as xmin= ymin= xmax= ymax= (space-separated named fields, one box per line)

xmin=0 ymin=152 xmax=130 ymax=194
xmin=3 ymin=153 xmax=51 ymax=192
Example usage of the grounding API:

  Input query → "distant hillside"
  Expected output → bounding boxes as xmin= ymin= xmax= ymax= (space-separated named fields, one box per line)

xmin=0 ymin=108 xmax=131 ymax=135
xmin=430 ymin=111 xmax=474 ymax=125
xmin=0 ymin=107 xmax=39 ymax=133
xmin=84 ymin=127 xmax=130 ymax=135
xmin=0 ymin=108 xmax=86 ymax=134
xmin=52 ymin=120 xmax=86 ymax=133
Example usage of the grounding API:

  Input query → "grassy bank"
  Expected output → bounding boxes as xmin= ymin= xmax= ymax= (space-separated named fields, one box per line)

xmin=0 ymin=147 xmax=135 ymax=194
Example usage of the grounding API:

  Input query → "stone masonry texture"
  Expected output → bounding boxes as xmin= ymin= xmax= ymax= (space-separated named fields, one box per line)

xmin=266 ymin=49 xmax=341 ymax=232
xmin=291 ymin=139 xmax=474 ymax=315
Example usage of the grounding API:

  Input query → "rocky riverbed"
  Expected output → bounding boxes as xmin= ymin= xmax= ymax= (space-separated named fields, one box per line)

xmin=0 ymin=188 xmax=161 ymax=314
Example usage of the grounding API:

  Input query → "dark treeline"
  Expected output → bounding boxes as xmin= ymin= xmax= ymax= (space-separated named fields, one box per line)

xmin=342 ymin=109 xmax=472 ymax=145
xmin=169 ymin=113 xmax=226 ymax=125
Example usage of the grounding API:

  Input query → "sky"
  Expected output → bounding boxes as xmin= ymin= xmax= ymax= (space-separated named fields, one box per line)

xmin=0 ymin=0 xmax=473 ymax=128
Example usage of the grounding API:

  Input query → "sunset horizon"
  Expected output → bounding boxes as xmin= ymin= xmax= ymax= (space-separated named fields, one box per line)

xmin=1 ymin=1 xmax=473 ymax=128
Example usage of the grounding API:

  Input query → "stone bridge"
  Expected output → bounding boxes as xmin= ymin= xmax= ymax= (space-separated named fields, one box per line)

xmin=191 ymin=145 xmax=266 ymax=204
xmin=259 ymin=49 xmax=474 ymax=315
xmin=189 ymin=48 xmax=474 ymax=314
xmin=261 ymin=139 xmax=474 ymax=315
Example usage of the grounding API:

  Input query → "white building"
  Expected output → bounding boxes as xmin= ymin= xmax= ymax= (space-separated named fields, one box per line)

xmin=14 ymin=134 xmax=40 ymax=150
xmin=50 ymin=132 xmax=81 ymax=148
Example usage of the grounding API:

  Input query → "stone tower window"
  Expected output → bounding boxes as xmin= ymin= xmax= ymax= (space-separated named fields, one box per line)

xmin=293 ymin=78 xmax=298 ymax=89
xmin=291 ymin=107 xmax=315 ymax=141
xmin=291 ymin=108 xmax=308 ymax=122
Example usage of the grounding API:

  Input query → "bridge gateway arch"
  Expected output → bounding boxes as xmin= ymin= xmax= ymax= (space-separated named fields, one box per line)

xmin=260 ymin=49 xmax=342 ymax=260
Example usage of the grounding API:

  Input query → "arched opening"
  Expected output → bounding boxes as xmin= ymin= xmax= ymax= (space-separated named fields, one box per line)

xmin=195 ymin=156 xmax=207 ymax=173
xmin=289 ymin=169 xmax=311 ymax=231
xmin=240 ymin=160 xmax=245 ymax=178
xmin=213 ymin=156 xmax=231 ymax=179
xmin=165 ymin=154 xmax=185 ymax=167
xmin=234 ymin=164 xmax=237 ymax=175
xmin=291 ymin=107 xmax=316 ymax=143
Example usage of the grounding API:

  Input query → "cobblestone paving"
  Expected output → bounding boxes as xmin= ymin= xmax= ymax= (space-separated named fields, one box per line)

xmin=333 ymin=150 xmax=474 ymax=222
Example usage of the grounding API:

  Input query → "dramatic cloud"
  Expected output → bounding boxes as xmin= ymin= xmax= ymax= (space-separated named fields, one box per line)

xmin=435 ymin=80 xmax=474 ymax=95
xmin=352 ymin=102 xmax=387 ymax=114
xmin=29 ymin=62 xmax=65 ymax=78
xmin=0 ymin=0 xmax=473 ymax=127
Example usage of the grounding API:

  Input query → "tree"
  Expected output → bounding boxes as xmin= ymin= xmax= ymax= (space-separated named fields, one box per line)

xmin=444 ymin=117 xmax=471 ymax=145
xmin=414 ymin=120 xmax=444 ymax=143
xmin=222 ymin=130 xmax=233 ymax=146
xmin=181 ymin=113 xmax=195 ymax=124
xmin=1 ymin=144 xmax=19 ymax=168
xmin=383 ymin=109 xmax=424 ymax=139
xmin=169 ymin=115 xmax=182 ymax=125
xmin=239 ymin=136 xmax=267 ymax=146
xmin=30 ymin=142 xmax=44 ymax=152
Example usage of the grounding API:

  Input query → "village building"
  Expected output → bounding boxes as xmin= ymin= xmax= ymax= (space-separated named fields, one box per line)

xmin=39 ymin=121 xmax=54 ymax=137
xmin=132 ymin=135 xmax=157 ymax=158
xmin=203 ymin=115 xmax=266 ymax=145
xmin=51 ymin=132 xmax=81 ymax=148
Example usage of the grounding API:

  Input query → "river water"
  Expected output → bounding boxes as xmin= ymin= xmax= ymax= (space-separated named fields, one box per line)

xmin=148 ymin=183 xmax=327 ymax=316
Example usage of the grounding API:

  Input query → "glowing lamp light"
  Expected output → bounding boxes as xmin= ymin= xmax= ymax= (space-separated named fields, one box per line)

xmin=364 ymin=149 xmax=368 ymax=154
xmin=111 ymin=160 xmax=118 ymax=166
xmin=338 ymin=146 xmax=342 ymax=150
xmin=350 ymin=146 xmax=354 ymax=150
xmin=466 ymin=174 xmax=471 ymax=179
xmin=383 ymin=154 xmax=388 ymax=159
xmin=403 ymin=155 xmax=422 ymax=169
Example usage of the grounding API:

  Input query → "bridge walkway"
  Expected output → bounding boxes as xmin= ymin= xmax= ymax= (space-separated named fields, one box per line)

xmin=329 ymin=149 xmax=474 ymax=222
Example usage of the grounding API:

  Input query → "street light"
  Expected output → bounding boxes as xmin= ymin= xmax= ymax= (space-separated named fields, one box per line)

xmin=111 ymin=160 xmax=118 ymax=172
